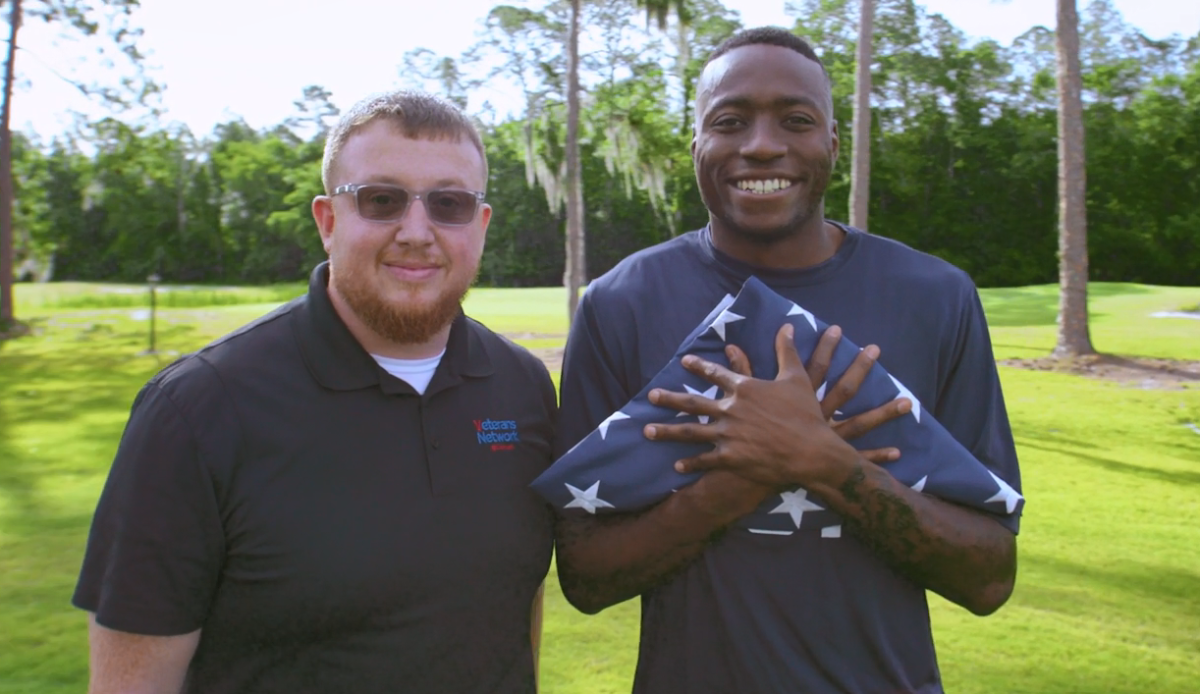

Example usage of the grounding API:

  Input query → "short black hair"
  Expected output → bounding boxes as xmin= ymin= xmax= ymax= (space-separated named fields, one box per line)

xmin=706 ymin=26 xmax=827 ymax=78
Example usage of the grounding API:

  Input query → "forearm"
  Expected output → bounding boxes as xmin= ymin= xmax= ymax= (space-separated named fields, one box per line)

xmin=809 ymin=456 xmax=1017 ymax=615
xmin=554 ymin=472 xmax=768 ymax=614
xmin=87 ymin=615 xmax=199 ymax=694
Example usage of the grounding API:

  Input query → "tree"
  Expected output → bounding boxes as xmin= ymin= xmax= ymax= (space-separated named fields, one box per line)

xmin=284 ymin=85 xmax=340 ymax=141
xmin=469 ymin=0 xmax=680 ymax=322
xmin=563 ymin=0 xmax=585 ymax=323
xmin=1053 ymin=0 xmax=1095 ymax=357
xmin=1 ymin=0 xmax=22 ymax=326
xmin=848 ymin=0 xmax=874 ymax=230
xmin=0 ymin=0 xmax=153 ymax=328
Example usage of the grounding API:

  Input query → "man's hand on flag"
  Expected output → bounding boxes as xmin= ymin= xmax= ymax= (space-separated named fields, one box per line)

xmin=644 ymin=324 xmax=910 ymax=490
xmin=805 ymin=325 xmax=913 ymax=444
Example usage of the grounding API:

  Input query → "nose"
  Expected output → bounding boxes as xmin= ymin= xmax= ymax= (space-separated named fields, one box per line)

xmin=392 ymin=198 xmax=438 ymax=246
xmin=740 ymin=117 xmax=786 ymax=161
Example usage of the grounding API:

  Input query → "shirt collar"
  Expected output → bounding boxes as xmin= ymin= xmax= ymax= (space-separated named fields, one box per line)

xmin=293 ymin=262 xmax=493 ymax=393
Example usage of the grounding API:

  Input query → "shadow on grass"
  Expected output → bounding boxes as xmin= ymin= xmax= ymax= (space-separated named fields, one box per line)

xmin=0 ymin=326 xmax=180 ymax=519
xmin=981 ymin=288 xmax=1118 ymax=328
xmin=1021 ymin=551 xmax=1200 ymax=625
xmin=0 ymin=429 xmax=37 ymax=518
xmin=1018 ymin=439 xmax=1200 ymax=486
xmin=981 ymin=283 xmax=1157 ymax=328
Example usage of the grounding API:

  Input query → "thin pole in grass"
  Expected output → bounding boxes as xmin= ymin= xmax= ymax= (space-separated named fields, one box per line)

xmin=145 ymin=273 xmax=160 ymax=355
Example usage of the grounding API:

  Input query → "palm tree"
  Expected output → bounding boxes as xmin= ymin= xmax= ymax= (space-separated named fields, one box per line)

xmin=557 ymin=0 xmax=691 ymax=324
xmin=564 ymin=0 xmax=585 ymax=324
xmin=848 ymin=0 xmax=874 ymax=231
xmin=1053 ymin=0 xmax=1095 ymax=357
xmin=0 ymin=0 xmax=22 ymax=327
xmin=634 ymin=0 xmax=690 ymax=30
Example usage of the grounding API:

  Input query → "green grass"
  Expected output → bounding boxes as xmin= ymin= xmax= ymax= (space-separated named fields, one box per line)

xmin=1 ymin=281 xmax=1198 ymax=693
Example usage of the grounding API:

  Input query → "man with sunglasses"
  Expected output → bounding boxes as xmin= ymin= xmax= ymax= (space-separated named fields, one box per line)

xmin=74 ymin=91 xmax=556 ymax=693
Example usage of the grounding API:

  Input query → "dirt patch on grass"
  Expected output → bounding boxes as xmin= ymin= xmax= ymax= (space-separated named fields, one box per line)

xmin=0 ymin=319 xmax=31 ymax=342
xmin=998 ymin=354 xmax=1200 ymax=390
xmin=527 ymin=346 xmax=565 ymax=374
xmin=501 ymin=333 xmax=566 ymax=375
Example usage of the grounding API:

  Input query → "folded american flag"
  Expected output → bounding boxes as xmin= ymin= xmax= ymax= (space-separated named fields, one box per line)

xmin=534 ymin=276 xmax=1023 ymax=536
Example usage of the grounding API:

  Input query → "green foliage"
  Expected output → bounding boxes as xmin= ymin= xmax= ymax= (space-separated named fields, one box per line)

xmin=6 ymin=0 xmax=1199 ymax=288
xmin=1 ymin=281 xmax=1198 ymax=692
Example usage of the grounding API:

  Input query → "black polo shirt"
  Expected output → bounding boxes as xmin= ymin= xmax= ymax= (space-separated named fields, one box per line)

xmin=73 ymin=263 xmax=556 ymax=694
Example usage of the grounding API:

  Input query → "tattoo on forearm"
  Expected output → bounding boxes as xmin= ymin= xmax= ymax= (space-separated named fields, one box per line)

xmin=837 ymin=465 xmax=927 ymax=577
xmin=555 ymin=513 xmax=716 ymax=610
xmin=835 ymin=463 xmax=1014 ymax=608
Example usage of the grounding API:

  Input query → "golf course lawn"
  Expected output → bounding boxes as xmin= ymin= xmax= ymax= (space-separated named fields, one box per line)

xmin=1 ymin=281 xmax=1197 ymax=693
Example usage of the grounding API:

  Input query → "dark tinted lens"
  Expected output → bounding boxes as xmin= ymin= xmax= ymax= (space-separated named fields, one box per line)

xmin=425 ymin=190 xmax=478 ymax=225
xmin=355 ymin=185 xmax=409 ymax=220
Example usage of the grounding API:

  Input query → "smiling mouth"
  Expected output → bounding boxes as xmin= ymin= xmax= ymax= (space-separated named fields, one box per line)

xmin=384 ymin=262 xmax=443 ymax=281
xmin=734 ymin=178 xmax=795 ymax=195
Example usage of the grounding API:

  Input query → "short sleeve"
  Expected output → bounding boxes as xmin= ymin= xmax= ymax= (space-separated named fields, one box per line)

xmin=555 ymin=290 xmax=633 ymax=458
xmin=935 ymin=283 xmax=1023 ymax=534
xmin=72 ymin=380 xmax=226 ymax=635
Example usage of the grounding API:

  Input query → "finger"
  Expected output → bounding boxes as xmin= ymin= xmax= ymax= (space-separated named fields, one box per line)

xmin=680 ymin=354 xmax=746 ymax=391
xmin=644 ymin=421 xmax=719 ymax=444
xmin=806 ymin=325 xmax=842 ymax=392
xmin=858 ymin=447 xmax=901 ymax=464
xmin=832 ymin=397 xmax=911 ymax=441
xmin=648 ymin=388 xmax=724 ymax=418
xmin=774 ymin=324 xmax=810 ymax=385
xmin=725 ymin=344 xmax=752 ymax=377
xmin=673 ymin=450 xmax=723 ymax=474
xmin=821 ymin=344 xmax=881 ymax=419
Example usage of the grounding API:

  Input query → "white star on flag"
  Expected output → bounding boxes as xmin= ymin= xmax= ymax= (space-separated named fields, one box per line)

xmin=675 ymin=384 xmax=720 ymax=423
xmin=597 ymin=411 xmax=630 ymax=440
xmin=984 ymin=471 xmax=1023 ymax=514
xmin=770 ymin=489 xmax=824 ymax=528
xmin=564 ymin=481 xmax=615 ymax=514
xmin=888 ymin=374 xmax=922 ymax=423
xmin=787 ymin=302 xmax=818 ymax=331
xmin=708 ymin=308 xmax=745 ymax=341
xmin=911 ymin=476 xmax=928 ymax=492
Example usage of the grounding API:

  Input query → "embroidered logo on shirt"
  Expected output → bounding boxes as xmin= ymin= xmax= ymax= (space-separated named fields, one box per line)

xmin=474 ymin=419 xmax=520 ymax=451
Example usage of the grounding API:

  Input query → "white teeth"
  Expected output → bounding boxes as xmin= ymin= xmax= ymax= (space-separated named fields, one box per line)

xmin=736 ymin=178 xmax=791 ymax=194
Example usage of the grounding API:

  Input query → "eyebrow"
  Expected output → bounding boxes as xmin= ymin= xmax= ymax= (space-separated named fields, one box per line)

xmin=360 ymin=176 xmax=473 ymax=189
xmin=706 ymin=94 xmax=826 ymax=117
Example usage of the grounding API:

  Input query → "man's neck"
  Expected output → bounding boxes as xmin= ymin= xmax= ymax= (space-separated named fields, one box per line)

xmin=326 ymin=286 xmax=452 ymax=360
xmin=710 ymin=214 xmax=845 ymax=271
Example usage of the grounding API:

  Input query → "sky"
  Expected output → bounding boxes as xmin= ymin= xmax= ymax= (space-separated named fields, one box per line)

xmin=11 ymin=0 xmax=1199 ymax=141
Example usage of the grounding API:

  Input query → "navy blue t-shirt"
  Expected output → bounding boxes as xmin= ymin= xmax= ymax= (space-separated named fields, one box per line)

xmin=555 ymin=224 xmax=1021 ymax=694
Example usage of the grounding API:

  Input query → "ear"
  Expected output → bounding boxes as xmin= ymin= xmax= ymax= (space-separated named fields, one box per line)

xmin=479 ymin=203 xmax=493 ymax=233
xmin=312 ymin=195 xmax=336 ymax=254
xmin=830 ymin=119 xmax=840 ymax=163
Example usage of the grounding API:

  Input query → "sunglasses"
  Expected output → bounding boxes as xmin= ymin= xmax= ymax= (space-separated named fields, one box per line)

xmin=332 ymin=184 xmax=486 ymax=226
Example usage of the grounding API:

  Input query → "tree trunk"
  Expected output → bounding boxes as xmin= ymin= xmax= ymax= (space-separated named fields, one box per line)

xmin=0 ymin=0 xmax=22 ymax=324
xmin=848 ymin=0 xmax=874 ymax=231
xmin=1053 ymin=0 xmax=1095 ymax=357
xmin=674 ymin=18 xmax=692 ymax=135
xmin=564 ymin=0 xmax=586 ymax=325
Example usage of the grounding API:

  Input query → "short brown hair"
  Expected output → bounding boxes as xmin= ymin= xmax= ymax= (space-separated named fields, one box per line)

xmin=321 ymin=90 xmax=488 ymax=193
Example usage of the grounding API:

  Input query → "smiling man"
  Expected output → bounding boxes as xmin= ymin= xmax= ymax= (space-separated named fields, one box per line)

xmin=73 ymin=91 xmax=556 ymax=693
xmin=552 ymin=28 xmax=1022 ymax=693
